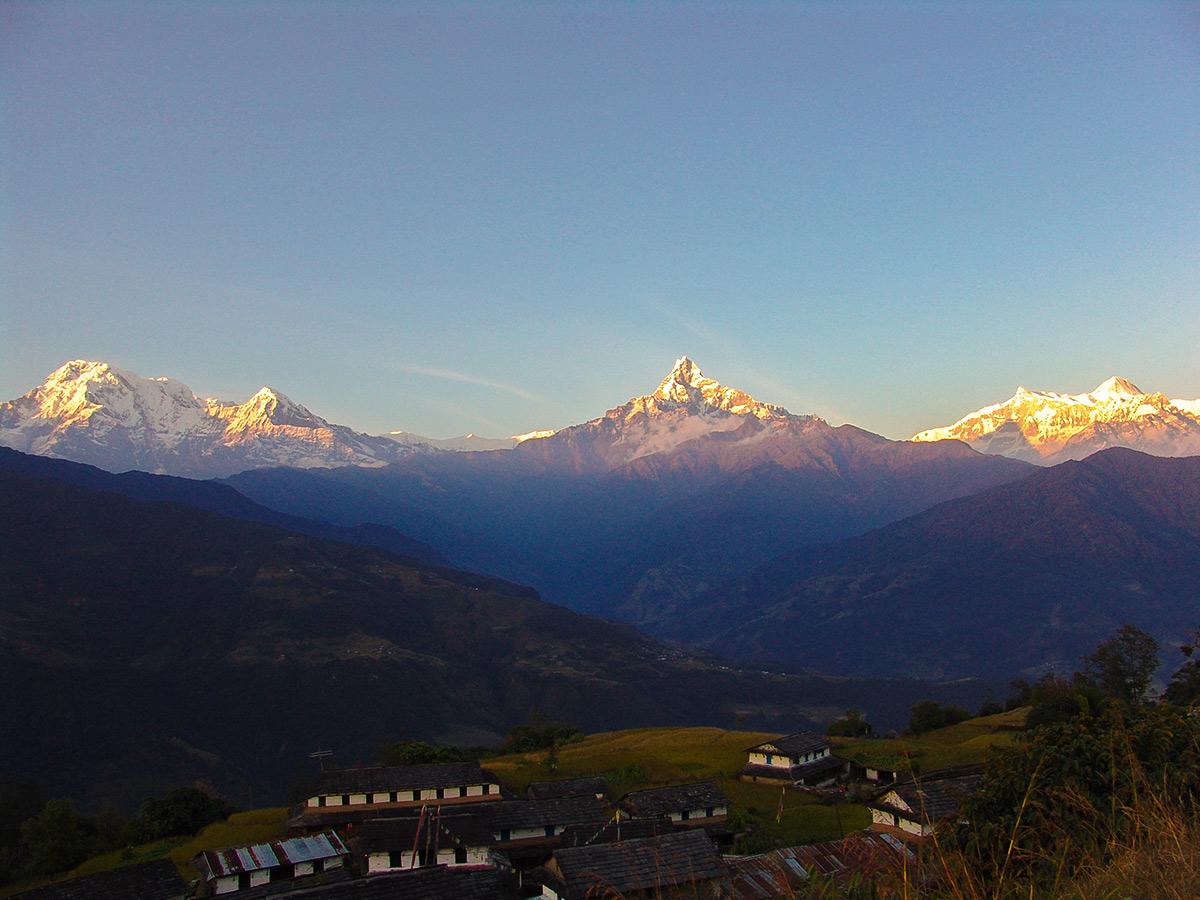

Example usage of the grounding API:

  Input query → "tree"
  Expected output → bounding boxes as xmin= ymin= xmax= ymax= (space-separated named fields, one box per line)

xmin=134 ymin=787 xmax=236 ymax=843
xmin=19 ymin=799 xmax=88 ymax=877
xmin=905 ymin=700 xmax=969 ymax=735
xmin=1163 ymin=627 xmax=1200 ymax=705
xmin=827 ymin=707 xmax=872 ymax=738
xmin=1079 ymin=623 xmax=1159 ymax=704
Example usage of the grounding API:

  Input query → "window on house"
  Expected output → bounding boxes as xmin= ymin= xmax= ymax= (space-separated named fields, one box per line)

xmin=455 ymin=847 xmax=467 ymax=864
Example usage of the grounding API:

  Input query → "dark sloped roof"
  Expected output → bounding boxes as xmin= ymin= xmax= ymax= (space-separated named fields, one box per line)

xmin=553 ymin=830 xmax=727 ymax=899
xmin=355 ymin=798 xmax=608 ymax=852
xmin=199 ymin=865 xmax=354 ymax=900
xmin=483 ymin=796 xmax=607 ymax=831
xmin=559 ymin=817 xmax=675 ymax=848
xmin=311 ymin=763 xmax=495 ymax=796
xmin=527 ymin=777 xmax=606 ymax=801
xmin=740 ymin=754 xmax=848 ymax=784
xmin=11 ymin=859 xmax=188 ymax=900
xmin=355 ymin=817 xmax=471 ymax=855
xmin=229 ymin=865 xmax=509 ymax=900
xmin=878 ymin=774 xmax=983 ymax=824
xmin=746 ymin=731 xmax=831 ymax=757
xmin=619 ymin=782 xmax=729 ymax=818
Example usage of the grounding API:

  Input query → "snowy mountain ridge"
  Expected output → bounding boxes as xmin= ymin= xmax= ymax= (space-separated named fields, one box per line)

xmin=912 ymin=376 xmax=1200 ymax=464
xmin=0 ymin=360 xmax=417 ymax=477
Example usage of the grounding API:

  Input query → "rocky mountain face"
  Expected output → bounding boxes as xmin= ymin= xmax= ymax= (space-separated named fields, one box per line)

xmin=225 ymin=359 xmax=1033 ymax=629
xmin=664 ymin=448 xmax=1200 ymax=681
xmin=913 ymin=377 xmax=1200 ymax=465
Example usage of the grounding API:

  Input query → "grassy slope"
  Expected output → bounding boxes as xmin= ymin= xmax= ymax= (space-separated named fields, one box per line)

xmin=832 ymin=708 xmax=1028 ymax=776
xmin=0 ymin=809 xmax=288 ymax=898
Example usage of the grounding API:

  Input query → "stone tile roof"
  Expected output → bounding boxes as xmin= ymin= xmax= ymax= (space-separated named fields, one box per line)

xmin=354 ymin=797 xmax=608 ymax=852
xmin=482 ymin=796 xmax=608 ymax=831
xmin=559 ymin=817 xmax=676 ymax=848
xmin=234 ymin=866 xmax=509 ymax=900
xmin=311 ymin=763 xmax=497 ymax=796
xmin=10 ymin=859 xmax=188 ymax=900
xmin=527 ymin=777 xmax=606 ymax=801
xmin=618 ymin=782 xmax=729 ymax=818
xmin=745 ymin=731 xmax=831 ymax=758
xmin=354 ymin=817 xmax=476 ymax=855
xmin=551 ymin=830 xmax=727 ymax=899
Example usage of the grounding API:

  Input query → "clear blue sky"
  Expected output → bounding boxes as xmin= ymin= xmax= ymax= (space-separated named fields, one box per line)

xmin=3 ymin=1 xmax=1198 ymax=439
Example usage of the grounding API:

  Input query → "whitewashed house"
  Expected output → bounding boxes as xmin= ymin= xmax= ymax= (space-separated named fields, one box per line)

xmin=868 ymin=773 xmax=983 ymax=837
xmin=740 ymin=732 xmax=849 ymax=787
xmin=617 ymin=782 xmax=729 ymax=829
xmin=290 ymin=762 xmax=504 ymax=830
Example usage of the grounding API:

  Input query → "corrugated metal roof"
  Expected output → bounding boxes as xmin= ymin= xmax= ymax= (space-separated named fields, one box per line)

xmin=194 ymin=830 xmax=348 ymax=879
xmin=727 ymin=832 xmax=916 ymax=899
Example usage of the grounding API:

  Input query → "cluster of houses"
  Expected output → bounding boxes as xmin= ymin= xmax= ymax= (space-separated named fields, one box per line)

xmin=13 ymin=732 xmax=981 ymax=900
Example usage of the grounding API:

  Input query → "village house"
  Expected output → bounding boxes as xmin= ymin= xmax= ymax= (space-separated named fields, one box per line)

xmin=539 ymin=829 xmax=730 ymax=900
xmin=289 ymin=762 xmax=505 ymax=830
xmin=740 ymin=732 xmax=849 ymax=788
xmin=868 ymin=772 xmax=983 ymax=838
xmin=352 ymin=796 xmax=610 ymax=873
xmin=617 ymin=782 xmax=729 ymax=831
xmin=10 ymin=859 xmax=189 ymax=900
xmin=191 ymin=831 xmax=348 ymax=895
xmin=353 ymin=815 xmax=494 ymax=873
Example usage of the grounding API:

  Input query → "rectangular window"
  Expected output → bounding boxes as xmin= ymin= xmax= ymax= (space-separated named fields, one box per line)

xmin=455 ymin=847 xmax=467 ymax=864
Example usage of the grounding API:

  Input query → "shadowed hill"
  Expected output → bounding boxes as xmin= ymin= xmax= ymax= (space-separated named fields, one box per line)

xmin=665 ymin=448 xmax=1200 ymax=679
xmin=0 ymin=467 xmax=993 ymax=811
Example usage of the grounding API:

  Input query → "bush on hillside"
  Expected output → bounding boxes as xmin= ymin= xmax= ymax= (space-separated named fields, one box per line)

xmin=954 ymin=702 xmax=1200 ymax=881
xmin=905 ymin=700 xmax=970 ymax=735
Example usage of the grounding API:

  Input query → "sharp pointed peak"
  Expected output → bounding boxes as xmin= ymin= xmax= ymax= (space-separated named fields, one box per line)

xmin=1093 ymin=376 xmax=1143 ymax=396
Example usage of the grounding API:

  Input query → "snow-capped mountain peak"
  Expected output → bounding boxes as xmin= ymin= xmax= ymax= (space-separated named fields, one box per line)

xmin=1092 ymin=376 xmax=1143 ymax=398
xmin=0 ymin=360 xmax=416 ymax=477
xmin=648 ymin=356 xmax=790 ymax=419
xmin=913 ymin=376 xmax=1200 ymax=465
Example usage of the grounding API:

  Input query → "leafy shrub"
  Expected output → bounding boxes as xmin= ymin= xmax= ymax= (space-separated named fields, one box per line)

xmin=905 ymin=700 xmax=970 ymax=735
xmin=133 ymin=787 xmax=238 ymax=843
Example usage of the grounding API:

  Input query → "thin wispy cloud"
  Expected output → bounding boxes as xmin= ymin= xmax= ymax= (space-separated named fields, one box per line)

xmin=400 ymin=364 xmax=543 ymax=403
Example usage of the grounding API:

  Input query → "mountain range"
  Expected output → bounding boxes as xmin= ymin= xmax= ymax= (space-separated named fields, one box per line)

xmin=662 ymin=447 xmax=1200 ymax=681
xmin=0 ymin=360 xmax=544 ymax=478
xmin=4 ymin=359 xmax=1198 ymax=477
xmin=220 ymin=359 xmax=1033 ymax=629
xmin=913 ymin=377 xmax=1200 ymax=464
